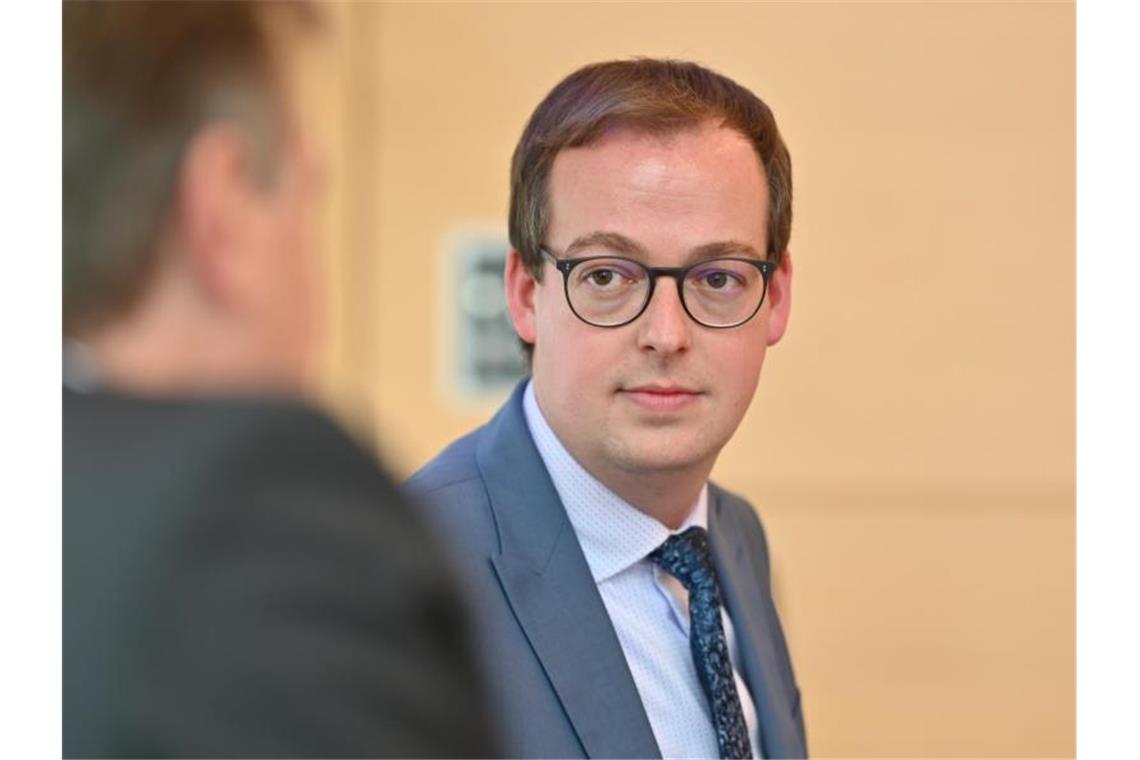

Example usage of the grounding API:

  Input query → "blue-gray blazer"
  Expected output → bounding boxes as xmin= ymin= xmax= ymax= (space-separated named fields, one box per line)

xmin=407 ymin=382 xmax=807 ymax=759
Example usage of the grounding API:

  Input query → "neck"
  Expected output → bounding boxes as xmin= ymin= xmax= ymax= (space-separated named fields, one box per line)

xmin=529 ymin=382 xmax=716 ymax=529
xmin=587 ymin=459 xmax=711 ymax=530
xmin=74 ymin=286 xmax=306 ymax=400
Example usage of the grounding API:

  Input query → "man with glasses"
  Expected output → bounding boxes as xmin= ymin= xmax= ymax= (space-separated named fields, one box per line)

xmin=409 ymin=58 xmax=805 ymax=759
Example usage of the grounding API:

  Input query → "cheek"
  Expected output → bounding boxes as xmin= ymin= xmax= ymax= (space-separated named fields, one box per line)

xmin=270 ymin=203 xmax=322 ymax=359
xmin=533 ymin=299 xmax=621 ymax=390
xmin=711 ymin=330 xmax=768 ymax=399
xmin=286 ymin=190 xmax=322 ymax=294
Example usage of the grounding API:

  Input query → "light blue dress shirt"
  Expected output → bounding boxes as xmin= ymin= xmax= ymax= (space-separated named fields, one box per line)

xmin=523 ymin=381 xmax=762 ymax=759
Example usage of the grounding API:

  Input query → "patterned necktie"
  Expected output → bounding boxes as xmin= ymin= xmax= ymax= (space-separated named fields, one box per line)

xmin=650 ymin=526 xmax=753 ymax=760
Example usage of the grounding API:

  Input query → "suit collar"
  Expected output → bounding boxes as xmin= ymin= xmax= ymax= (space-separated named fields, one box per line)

xmin=476 ymin=381 xmax=661 ymax=758
xmin=709 ymin=486 xmax=807 ymax=759
xmin=475 ymin=382 xmax=565 ymax=569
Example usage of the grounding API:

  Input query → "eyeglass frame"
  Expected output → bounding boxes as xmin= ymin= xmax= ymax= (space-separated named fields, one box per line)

xmin=539 ymin=247 xmax=777 ymax=329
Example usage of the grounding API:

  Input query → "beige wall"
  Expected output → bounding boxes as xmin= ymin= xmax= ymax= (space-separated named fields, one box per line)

xmin=308 ymin=2 xmax=1074 ymax=756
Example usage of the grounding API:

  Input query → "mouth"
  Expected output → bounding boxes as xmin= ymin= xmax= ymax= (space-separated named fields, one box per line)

xmin=619 ymin=384 xmax=703 ymax=413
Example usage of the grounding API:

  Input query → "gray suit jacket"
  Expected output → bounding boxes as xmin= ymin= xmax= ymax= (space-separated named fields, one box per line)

xmin=64 ymin=389 xmax=498 ymax=758
xmin=407 ymin=381 xmax=806 ymax=758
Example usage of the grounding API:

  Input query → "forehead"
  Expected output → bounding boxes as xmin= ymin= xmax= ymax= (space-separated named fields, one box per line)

xmin=546 ymin=122 xmax=769 ymax=255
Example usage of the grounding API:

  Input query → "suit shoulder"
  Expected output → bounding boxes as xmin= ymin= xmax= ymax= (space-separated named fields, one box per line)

xmin=192 ymin=396 xmax=370 ymax=459
xmin=710 ymin=481 xmax=772 ymax=552
xmin=65 ymin=391 xmax=412 ymax=541
xmin=405 ymin=426 xmax=499 ymax=555
xmin=202 ymin=400 xmax=426 ymax=540
xmin=195 ymin=397 xmax=397 ymax=492
xmin=406 ymin=426 xmax=485 ymax=494
xmin=65 ymin=390 xmax=367 ymax=466
xmin=213 ymin=398 xmax=382 ymax=476
xmin=711 ymin=481 xmax=765 ymax=523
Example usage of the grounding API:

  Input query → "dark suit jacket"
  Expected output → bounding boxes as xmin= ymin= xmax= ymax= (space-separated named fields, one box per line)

xmin=406 ymin=381 xmax=807 ymax=759
xmin=64 ymin=388 xmax=497 ymax=758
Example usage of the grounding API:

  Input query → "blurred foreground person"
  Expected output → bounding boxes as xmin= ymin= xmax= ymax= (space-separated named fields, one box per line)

xmin=63 ymin=2 xmax=495 ymax=757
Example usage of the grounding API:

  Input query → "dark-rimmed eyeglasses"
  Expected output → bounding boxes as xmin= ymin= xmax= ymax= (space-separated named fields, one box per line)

xmin=540 ymin=248 xmax=775 ymax=329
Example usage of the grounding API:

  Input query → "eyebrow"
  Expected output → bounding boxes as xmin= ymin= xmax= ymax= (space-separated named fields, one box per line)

xmin=688 ymin=241 xmax=764 ymax=261
xmin=562 ymin=231 xmax=764 ymax=262
xmin=563 ymin=231 xmax=648 ymax=258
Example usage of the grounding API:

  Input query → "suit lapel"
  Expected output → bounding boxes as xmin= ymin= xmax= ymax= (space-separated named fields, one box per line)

xmin=478 ymin=384 xmax=660 ymax=758
xmin=709 ymin=487 xmax=806 ymax=759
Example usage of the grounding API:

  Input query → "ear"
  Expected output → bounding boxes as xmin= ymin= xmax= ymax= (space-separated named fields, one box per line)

xmin=174 ymin=124 xmax=261 ymax=311
xmin=504 ymin=248 xmax=538 ymax=345
xmin=765 ymin=249 xmax=793 ymax=346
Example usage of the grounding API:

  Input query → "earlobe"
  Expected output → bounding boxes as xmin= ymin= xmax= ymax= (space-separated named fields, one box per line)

xmin=504 ymin=249 xmax=538 ymax=344
xmin=765 ymin=250 xmax=793 ymax=346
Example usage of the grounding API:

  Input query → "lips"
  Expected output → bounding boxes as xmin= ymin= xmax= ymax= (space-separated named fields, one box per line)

xmin=620 ymin=384 xmax=702 ymax=413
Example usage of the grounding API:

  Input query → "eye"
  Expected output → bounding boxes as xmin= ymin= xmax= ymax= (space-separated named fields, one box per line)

xmin=703 ymin=271 xmax=731 ymax=289
xmin=588 ymin=269 xmax=617 ymax=287
xmin=691 ymin=267 xmax=745 ymax=291
xmin=575 ymin=260 xmax=642 ymax=290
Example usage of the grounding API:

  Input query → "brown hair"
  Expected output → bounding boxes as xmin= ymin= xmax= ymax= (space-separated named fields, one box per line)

xmin=63 ymin=1 xmax=319 ymax=336
xmin=509 ymin=58 xmax=792 ymax=285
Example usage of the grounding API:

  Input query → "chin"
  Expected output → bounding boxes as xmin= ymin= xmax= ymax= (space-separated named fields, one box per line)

xmin=603 ymin=431 xmax=722 ymax=475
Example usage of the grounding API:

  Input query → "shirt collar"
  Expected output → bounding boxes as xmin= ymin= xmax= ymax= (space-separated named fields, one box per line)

xmin=522 ymin=379 xmax=707 ymax=584
xmin=63 ymin=339 xmax=101 ymax=394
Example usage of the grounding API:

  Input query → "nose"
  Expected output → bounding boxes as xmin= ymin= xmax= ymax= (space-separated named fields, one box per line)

xmin=635 ymin=277 xmax=692 ymax=355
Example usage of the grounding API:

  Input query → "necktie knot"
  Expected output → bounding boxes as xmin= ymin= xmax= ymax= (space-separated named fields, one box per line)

xmin=649 ymin=525 xmax=718 ymax=598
